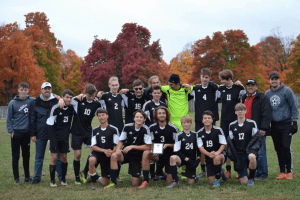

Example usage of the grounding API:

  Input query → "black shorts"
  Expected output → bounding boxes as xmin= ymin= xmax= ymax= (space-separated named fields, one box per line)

xmin=180 ymin=160 xmax=196 ymax=179
xmin=71 ymin=134 xmax=91 ymax=150
xmin=221 ymin=120 xmax=233 ymax=139
xmin=122 ymin=152 xmax=142 ymax=178
xmin=237 ymin=155 xmax=250 ymax=178
xmin=50 ymin=140 xmax=70 ymax=153
xmin=206 ymin=152 xmax=227 ymax=177
xmin=159 ymin=153 xmax=172 ymax=173
xmin=90 ymin=151 xmax=111 ymax=178
xmin=195 ymin=121 xmax=217 ymax=132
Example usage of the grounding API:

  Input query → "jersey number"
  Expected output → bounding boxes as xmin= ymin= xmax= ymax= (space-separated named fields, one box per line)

xmin=203 ymin=94 xmax=207 ymax=100
xmin=227 ymin=94 xmax=231 ymax=101
xmin=114 ymin=103 xmax=118 ymax=110
xmin=185 ymin=143 xmax=193 ymax=150
xmin=63 ymin=116 xmax=68 ymax=123
xmin=206 ymin=140 xmax=213 ymax=147
xmin=238 ymin=133 xmax=244 ymax=140
xmin=135 ymin=103 xmax=141 ymax=109
xmin=133 ymin=137 xmax=137 ymax=144
xmin=101 ymin=136 xmax=105 ymax=143
xmin=160 ymin=136 xmax=165 ymax=143
xmin=84 ymin=108 xmax=91 ymax=115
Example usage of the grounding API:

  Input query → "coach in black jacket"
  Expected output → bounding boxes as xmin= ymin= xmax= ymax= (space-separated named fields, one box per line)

xmin=242 ymin=79 xmax=272 ymax=180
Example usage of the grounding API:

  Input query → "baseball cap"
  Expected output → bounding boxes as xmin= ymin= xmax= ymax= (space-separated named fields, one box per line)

xmin=41 ymin=82 xmax=52 ymax=89
xmin=246 ymin=79 xmax=257 ymax=86
xmin=269 ymin=72 xmax=279 ymax=79
xmin=168 ymin=74 xmax=180 ymax=84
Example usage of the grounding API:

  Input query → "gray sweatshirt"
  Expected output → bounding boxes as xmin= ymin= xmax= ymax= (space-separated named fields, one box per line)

xmin=6 ymin=95 xmax=35 ymax=134
xmin=265 ymin=83 xmax=298 ymax=122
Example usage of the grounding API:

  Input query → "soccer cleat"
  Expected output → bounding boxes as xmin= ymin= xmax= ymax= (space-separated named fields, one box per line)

xmin=61 ymin=180 xmax=68 ymax=186
xmin=50 ymin=182 xmax=57 ymax=187
xmin=24 ymin=177 xmax=31 ymax=182
xmin=75 ymin=180 xmax=82 ymax=185
xmin=213 ymin=180 xmax=220 ymax=187
xmin=104 ymin=182 xmax=116 ymax=188
xmin=86 ymin=177 xmax=92 ymax=183
xmin=225 ymin=172 xmax=232 ymax=179
xmin=221 ymin=169 xmax=227 ymax=181
xmin=235 ymin=173 xmax=239 ymax=179
xmin=151 ymin=176 xmax=159 ymax=182
xmin=247 ymin=179 xmax=254 ymax=186
xmin=139 ymin=181 xmax=149 ymax=188
xmin=14 ymin=180 xmax=20 ymax=186
xmin=286 ymin=173 xmax=293 ymax=180
xmin=80 ymin=171 xmax=88 ymax=183
xmin=30 ymin=179 xmax=41 ymax=184
xmin=197 ymin=171 xmax=207 ymax=178
xmin=91 ymin=183 xmax=97 ymax=190
xmin=166 ymin=182 xmax=179 ymax=188
xmin=276 ymin=173 xmax=287 ymax=180
xmin=156 ymin=172 xmax=167 ymax=181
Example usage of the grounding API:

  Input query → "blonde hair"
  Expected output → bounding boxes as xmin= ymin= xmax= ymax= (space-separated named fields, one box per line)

xmin=181 ymin=115 xmax=192 ymax=123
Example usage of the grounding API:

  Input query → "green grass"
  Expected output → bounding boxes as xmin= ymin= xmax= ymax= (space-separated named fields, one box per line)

xmin=0 ymin=112 xmax=299 ymax=199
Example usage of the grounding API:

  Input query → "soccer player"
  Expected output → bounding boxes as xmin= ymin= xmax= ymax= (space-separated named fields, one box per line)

xmin=89 ymin=109 xmax=119 ymax=190
xmin=142 ymin=85 xmax=167 ymax=127
xmin=265 ymin=72 xmax=298 ymax=180
xmin=107 ymin=110 xmax=152 ymax=187
xmin=143 ymin=75 xmax=167 ymax=103
xmin=6 ymin=82 xmax=34 ymax=185
xmin=227 ymin=103 xmax=261 ymax=186
xmin=167 ymin=116 xmax=200 ymax=188
xmin=161 ymin=74 xmax=193 ymax=131
xmin=140 ymin=106 xmax=178 ymax=187
xmin=47 ymin=89 xmax=75 ymax=187
xmin=197 ymin=110 xmax=227 ymax=187
xmin=70 ymin=84 xmax=102 ymax=184
xmin=218 ymin=70 xmax=246 ymax=179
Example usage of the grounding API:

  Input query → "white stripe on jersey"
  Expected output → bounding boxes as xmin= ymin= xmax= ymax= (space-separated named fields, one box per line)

xmin=109 ymin=124 xmax=120 ymax=145
xmin=46 ymin=104 xmax=59 ymax=125
xmin=174 ymin=140 xmax=181 ymax=152
xmin=142 ymin=100 xmax=151 ymax=111
xmin=119 ymin=123 xmax=134 ymax=141
xmin=213 ymin=125 xmax=227 ymax=145
xmin=121 ymin=94 xmax=129 ymax=107
xmin=143 ymin=124 xmax=152 ymax=144
xmin=168 ymin=122 xmax=180 ymax=140
xmin=109 ymin=124 xmax=120 ymax=137
xmin=71 ymin=97 xmax=78 ymax=113
xmin=229 ymin=130 xmax=234 ymax=140
xmin=99 ymin=100 xmax=106 ymax=110
xmin=197 ymin=137 xmax=203 ymax=148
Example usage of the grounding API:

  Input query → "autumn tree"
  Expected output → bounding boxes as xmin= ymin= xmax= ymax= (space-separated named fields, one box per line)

xmin=0 ymin=23 xmax=45 ymax=104
xmin=169 ymin=50 xmax=193 ymax=83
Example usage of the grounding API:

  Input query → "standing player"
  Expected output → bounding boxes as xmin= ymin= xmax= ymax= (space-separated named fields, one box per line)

xmin=106 ymin=110 xmax=152 ymax=187
xmin=89 ymin=109 xmax=119 ymax=190
xmin=140 ymin=106 xmax=178 ymax=187
xmin=143 ymin=75 xmax=167 ymax=103
xmin=167 ymin=116 xmax=200 ymax=188
xmin=197 ymin=110 xmax=227 ymax=187
xmin=47 ymin=90 xmax=75 ymax=187
xmin=227 ymin=103 xmax=261 ymax=186
xmin=218 ymin=70 xmax=246 ymax=178
xmin=142 ymin=85 xmax=167 ymax=127
xmin=6 ymin=82 xmax=35 ymax=185
xmin=265 ymin=72 xmax=298 ymax=180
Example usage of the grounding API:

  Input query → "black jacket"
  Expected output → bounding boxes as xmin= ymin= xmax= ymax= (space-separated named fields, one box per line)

xmin=227 ymin=132 xmax=262 ymax=172
xmin=30 ymin=94 xmax=58 ymax=139
xmin=242 ymin=91 xmax=272 ymax=134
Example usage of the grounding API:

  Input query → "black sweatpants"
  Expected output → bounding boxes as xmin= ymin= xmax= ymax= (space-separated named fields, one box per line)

xmin=11 ymin=132 xmax=31 ymax=180
xmin=271 ymin=120 xmax=293 ymax=173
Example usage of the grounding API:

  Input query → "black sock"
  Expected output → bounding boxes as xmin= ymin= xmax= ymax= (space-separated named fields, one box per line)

xmin=201 ymin=164 xmax=206 ymax=172
xmin=226 ymin=165 xmax=231 ymax=172
xmin=84 ymin=155 xmax=90 ymax=174
xmin=117 ymin=163 xmax=121 ymax=178
xmin=73 ymin=160 xmax=80 ymax=181
xmin=50 ymin=165 xmax=56 ymax=182
xmin=170 ymin=165 xmax=178 ymax=183
xmin=214 ymin=164 xmax=222 ymax=180
xmin=110 ymin=169 xmax=119 ymax=185
xmin=143 ymin=170 xmax=149 ymax=183
xmin=249 ymin=169 xmax=255 ymax=180
xmin=61 ymin=162 xmax=68 ymax=182
xmin=156 ymin=162 xmax=163 ymax=174
xmin=90 ymin=173 xmax=100 ymax=183
xmin=150 ymin=163 xmax=155 ymax=176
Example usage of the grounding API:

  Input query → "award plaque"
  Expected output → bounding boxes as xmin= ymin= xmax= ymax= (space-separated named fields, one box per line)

xmin=152 ymin=143 xmax=164 ymax=155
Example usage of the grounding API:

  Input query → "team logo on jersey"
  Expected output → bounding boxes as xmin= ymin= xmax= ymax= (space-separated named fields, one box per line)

xmin=155 ymin=131 xmax=158 ymax=134
xmin=152 ymin=108 xmax=155 ymax=110
xmin=131 ymin=98 xmax=135 ymax=101
xmin=129 ymin=132 xmax=132 ymax=135
xmin=270 ymin=95 xmax=281 ymax=107
xmin=81 ymin=103 xmax=85 ymax=105
xmin=222 ymin=90 xmax=225 ymax=92
xmin=182 ymin=138 xmax=185 ymax=141
xmin=234 ymin=128 xmax=237 ymax=131
xmin=19 ymin=104 xmax=28 ymax=112
xmin=96 ymin=132 xmax=99 ymax=135
xmin=201 ymin=135 xmax=205 ymax=138
xmin=197 ymin=89 xmax=201 ymax=92
xmin=59 ymin=112 xmax=63 ymax=115
xmin=108 ymin=98 xmax=111 ymax=101
xmin=23 ymin=108 xmax=29 ymax=113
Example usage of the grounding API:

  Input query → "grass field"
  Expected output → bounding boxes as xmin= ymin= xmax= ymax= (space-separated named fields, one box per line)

xmin=0 ymin=111 xmax=299 ymax=199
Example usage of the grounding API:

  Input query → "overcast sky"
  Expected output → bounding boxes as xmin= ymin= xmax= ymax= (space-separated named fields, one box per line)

xmin=1 ymin=0 xmax=300 ymax=64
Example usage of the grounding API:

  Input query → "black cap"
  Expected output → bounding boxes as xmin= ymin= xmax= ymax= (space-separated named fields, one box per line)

xmin=168 ymin=74 xmax=180 ymax=84
xmin=269 ymin=72 xmax=279 ymax=79
xmin=246 ymin=79 xmax=257 ymax=86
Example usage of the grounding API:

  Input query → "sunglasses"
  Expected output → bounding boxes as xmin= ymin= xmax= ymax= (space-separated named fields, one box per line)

xmin=236 ymin=109 xmax=246 ymax=112
xmin=134 ymin=88 xmax=143 ymax=91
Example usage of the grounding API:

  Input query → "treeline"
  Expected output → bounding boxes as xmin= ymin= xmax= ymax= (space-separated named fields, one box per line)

xmin=1 ymin=12 xmax=300 ymax=105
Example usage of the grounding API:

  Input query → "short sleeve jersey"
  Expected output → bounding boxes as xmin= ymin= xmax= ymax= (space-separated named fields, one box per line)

xmin=91 ymin=125 xmax=119 ymax=156
xmin=191 ymin=82 xmax=219 ymax=122
xmin=122 ymin=91 xmax=146 ymax=124
xmin=71 ymin=97 xmax=101 ymax=136
xmin=197 ymin=126 xmax=227 ymax=159
xmin=229 ymin=119 xmax=258 ymax=157
xmin=218 ymin=84 xmax=246 ymax=121
xmin=142 ymin=100 xmax=168 ymax=126
xmin=99 ymin=92 xmax=124 ymax=132
xmin=174 ymin=131 xmax=198 ymax=160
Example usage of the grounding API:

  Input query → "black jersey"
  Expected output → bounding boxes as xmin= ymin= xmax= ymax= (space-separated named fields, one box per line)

xmin=149 ymin=122 xmax=178 ymax=155
xmin=119 ymin=123 xmax=152 ymax=156
xmin=71 ymin=97 xmax=101 ymax=136
xmin=174 ymin=131 xmax=198 ymax=160
xmin=91 ymin=125 xmax=119 ymax=155
xmin=197 ymin=126 xmax=227 ymax=158
xmin=122 ymin=91 xmax=146 ymax=124
xmin=46 ymin=104 xmax=74 ymax=141
xmin=218 ymin=84 xmax=246 ymax=121
xmin=143 ymin=87 xmax=167 ymax=103
xmin=99 ymin=92 xmax=124 ymax=132
xmin=142 ymin=100 xmax=168 ymax=126
xmin=191 ymin=82 xmax=219 ymax=122
xmin=229 ymin=119 xmax=258 ymax=157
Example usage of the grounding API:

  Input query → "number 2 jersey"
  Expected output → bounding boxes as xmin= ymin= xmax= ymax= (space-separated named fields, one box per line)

xmin=122 ymin=91 xmax=146 ymax=124
xmin=229 ymin=119 xmax=259 ymax=157
xmin=174 ymin=131 xmax=199 ymax=161
xmin=197 ymin=126 xmax=227 ymax=159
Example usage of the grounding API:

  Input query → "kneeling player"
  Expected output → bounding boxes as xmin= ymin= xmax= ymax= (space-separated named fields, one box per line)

xmin=107 ymin=110 xmax=152 ymax=187
xmin=47 ymin=90 xmax=75 ymax=187
xmin=227 ymin=103 xmax=261 ymax=186
xmin=89 ymin=109 xmax=119 ymax=190
xmin=197 ymin=110 xmax=227 ymax=187
xmin=167 ymin=116 xmax=200 ymax=188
